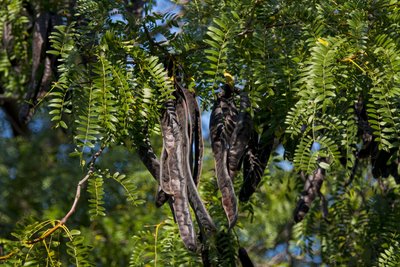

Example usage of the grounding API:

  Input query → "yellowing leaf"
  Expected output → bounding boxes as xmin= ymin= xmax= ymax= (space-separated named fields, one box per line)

xmin=317 ymin=38 xmax=329 ymax=47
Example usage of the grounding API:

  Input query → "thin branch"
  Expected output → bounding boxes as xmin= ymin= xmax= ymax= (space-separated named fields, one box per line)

xmin=25 ymin=222 xmax=63 ymax=245
xmin=1 ymin=142 xmax=104 ymax=262
xmin=142 ymin=22 xmax=170 ymax=56
xmin=60 ymin=145 xmax=105 ymax=224
xmin=0 ymin=251 xmax=15 ymax=261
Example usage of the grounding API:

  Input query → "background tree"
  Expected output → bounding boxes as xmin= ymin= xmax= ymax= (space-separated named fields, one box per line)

xmin=1 ymin=0 xmax=400 ymax=266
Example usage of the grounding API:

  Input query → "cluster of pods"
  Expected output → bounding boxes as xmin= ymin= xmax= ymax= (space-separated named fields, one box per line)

xmin=136 ymin=81 xmax=273 ymax=251
xmin=137 ymin=81 xmax=400 ymax=250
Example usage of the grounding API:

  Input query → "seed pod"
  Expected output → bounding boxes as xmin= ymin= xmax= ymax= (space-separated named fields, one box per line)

xmin=139 ymin=83 xmax=215 ymax=249
xmin=220 ymin=84 xmax=238 ymax=145
xmin=176 ymin=87 xmax=216 ymax=234
xmin=210 ymin=84 xmax=238 ymax=228
xmin=159 ymin=100 xmax=179 ymax=195
xmin=228 ymin=92 xmax=252 ymax=179
xmin=239 ymin=131 xmax=273 ymax=202
xmin=156 ymin=85 xmax=205 ymax=208
xmin=179 ymin=84 xmax=204 ymax=186
xmin=293 ymin=161 xmax=326 ymax=223
xmin=161 ymin=95 xmax=197 ymax=251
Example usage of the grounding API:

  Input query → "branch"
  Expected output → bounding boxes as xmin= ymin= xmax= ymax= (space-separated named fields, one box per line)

xmin=25 ymin=222 xmax=63 ymax=245
xmin=142 ymin=22 xmax=171 ymax=57
xmin=1 ymin=142 xmax=104 ymax=262
xmin=0 ymin=251 xmax=15 ymax=261
xmin=60 ymin=145 xmax=105 ymax=224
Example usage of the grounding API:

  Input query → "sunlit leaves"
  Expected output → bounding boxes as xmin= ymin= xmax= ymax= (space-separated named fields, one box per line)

xmin=204 ymin=17 xmax=232 ymax=90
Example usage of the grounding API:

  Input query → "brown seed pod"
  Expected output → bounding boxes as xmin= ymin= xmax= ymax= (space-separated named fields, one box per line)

xmin=176 ymin=86 xmax=216 ymax=234
xmin=293 ymin=161 xmax=326 ymax=223
xmin=138 ymin=83 xmax=215 ymax=249
xmin=210 ymin=84 xmax=238 ymax=228
xmin=156 ymin=85 xmax=205 ymax=207
xmin=239 ymin=131 xmax=273 ymax=202
xmin=180 ymin=86 xmax=204 ymax=186
xmin=161 ymin=95 xmax=197 ymax=251
xmin=228 ymin=92 xmax=252 ymax=179
xmin=159 ymin=100 xmax=179 ymax=195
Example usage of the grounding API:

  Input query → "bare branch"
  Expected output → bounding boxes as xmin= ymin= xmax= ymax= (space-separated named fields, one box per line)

xmin=60 ymin=145 xmax=105 ymax=224
xmin=25 ymin=222 xmax=63 ymax=245
xmin=0 ymin=251 xmax=15 ymax=261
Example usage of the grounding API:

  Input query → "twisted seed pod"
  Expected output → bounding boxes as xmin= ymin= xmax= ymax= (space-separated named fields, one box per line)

xmin=220 ymin=84 xmax=238 ymax=145
xmin=156 ymin=85 xmax=205 ymax=207
xmin=228 ymin=92 xmax=252 ymax=179
xmin=161 ymin=95 xmax=197 ymax=251
xmin=179 ymin=84 xmax=204 ymax=186
xmin=239 ymin=131 xmax=273 ymax=202
xmin=176 ymin=87 xmax=216 ymax=234
xmin=159 ymin=100 xmax=179 ymax=195
xmin=293 ymin=162 xmax=326 ymax=223
xmin=139 ymin=83 xmax=215 ymax=249
xmin=210 ymin=84 xmax=238 ymax=228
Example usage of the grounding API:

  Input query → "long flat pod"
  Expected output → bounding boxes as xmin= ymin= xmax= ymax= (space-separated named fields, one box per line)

xmin=156 ymin=147 xmax=172 ymax=206
xmin=210 ymin=84 xmax=238 ymax=228
xmin=156 ymin=85 xmax=205 ymax=207
xmin=220 ymin=84 xmax=238 ymax=145
xmin=294 ymin=160 xmax=326 ymax=223
xmin=178 ymin=84 xmax=204 ymax=186
xmin=176 ymin=88 xmax=216 ymax=234
xmin=239 ymin=130 xmax=273 ymax=202
xmin=159 ymin=100 xmax=178 ymax=195
xmin=162 ymin=95 xmax=196 ymax=251
xmin=228 ymin=92 xmax=252 ymax=179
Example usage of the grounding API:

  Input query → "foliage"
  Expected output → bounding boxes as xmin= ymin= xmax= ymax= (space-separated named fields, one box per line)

xmin=1 ymin=0 xmax=400 ymax=266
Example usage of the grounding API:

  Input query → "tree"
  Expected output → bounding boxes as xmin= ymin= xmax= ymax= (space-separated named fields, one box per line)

xmin=1 ymin=0 xmax=400 ymax=265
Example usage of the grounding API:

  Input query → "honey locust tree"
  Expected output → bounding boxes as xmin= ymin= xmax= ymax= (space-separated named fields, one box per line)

xmin=1 ymin=0 xmax=400 ymax=266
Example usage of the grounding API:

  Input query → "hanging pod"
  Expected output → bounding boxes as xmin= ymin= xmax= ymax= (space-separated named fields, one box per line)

xmin=228 ymin=92 xmax=252 ymax=179
xmin=239 ymin=130 xmax=273 ymax=202
xmin=210 ymin=84 xmax=239 ymax=228
xmin=157 ymin=85 xmax=216 ymax=251
xmin=175 ymin=86 xmax=216 ymax=235
xmin=160 ymin=94 xmax=197 ymax=251
xmin=293 ymin=159 xmax=326 ymax=223
xmin=137 ymin=82 xmax=215 ymax=250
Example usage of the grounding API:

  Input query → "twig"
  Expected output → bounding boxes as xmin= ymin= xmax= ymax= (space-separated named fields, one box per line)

xmin=60 ymin=145 xmax=105 ymax=224
xmin=1 ymin=144 xmax=105 ymax=262
xmin=25 ymin=222 xmax=63 ymax=245
xmin=142 ymin=22 xmax=169 ymax=55
xmin=0 ymin=251 xmax=15 ymax=260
